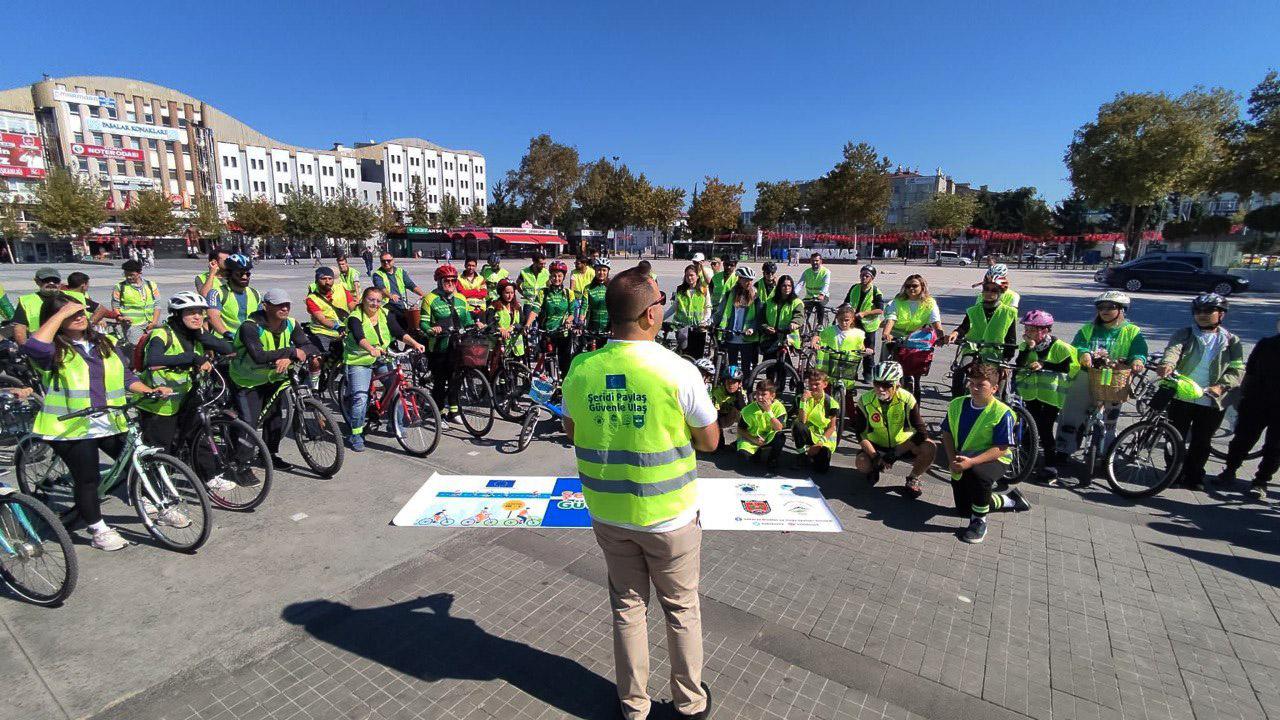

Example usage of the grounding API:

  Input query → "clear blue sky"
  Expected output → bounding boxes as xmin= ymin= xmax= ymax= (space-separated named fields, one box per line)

xmin=6 ymin=0 xmax=1278 ymax=207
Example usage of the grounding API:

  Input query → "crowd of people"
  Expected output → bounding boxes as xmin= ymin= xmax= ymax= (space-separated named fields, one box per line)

xmin=0 ymin=249 xmax=1275 ymax=553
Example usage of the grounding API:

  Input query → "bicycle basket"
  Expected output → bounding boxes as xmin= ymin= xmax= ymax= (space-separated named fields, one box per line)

xmin=458 ymin=334 xmax=490 ymax=368
xmin=530 ymin=376 xmax=555 ymax=404
xmin=1088 ymin=367 xmax=1131 ymax=405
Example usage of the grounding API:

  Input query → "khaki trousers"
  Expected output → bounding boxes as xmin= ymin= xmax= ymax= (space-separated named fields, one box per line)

xmin=592 ymin=518 xmax=706 ymax=719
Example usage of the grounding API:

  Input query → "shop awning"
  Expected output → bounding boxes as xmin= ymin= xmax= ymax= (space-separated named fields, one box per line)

xmin=496 ymin=234 xmax=565 ymax=245
xmin=449 ymin=231 xmax=490 ymax=241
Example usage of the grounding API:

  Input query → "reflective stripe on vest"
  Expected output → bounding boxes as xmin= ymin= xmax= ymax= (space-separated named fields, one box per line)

xmin=717 ymin=298 xmax=759 ymax=342
xmin=563 ymin=342 xmax=698 ymax=527
xmin=518 ymin=267 xmax=548 ymax=299
xmin=230 ymin=318 xmax=296 ymax=387
xmin=674 ymin=289 xmax=707 ymax=326
xmin=798 ymin=394 xmax=837 ymax=451
xmin=858 ymin=388 xmax=915 ymax=448
xmin=710 ymin=272 xmax=732 ymax=306
xmin=337 ymin=267 xmax=359 ymax=296
xmin=964 ymin=304 xmax=1017 ymax=358
xmin=848 ymin=284 xmax=883 ymax=331
xmin=458 ymin=274 xmax=487 ymax=311
xmin=116 ymin=280 xmax=158 ymax=325
xmin=343 ymin=310 xmax=390 ymax=366
xmin=33 ymin=344 xmax=129 ymax=438
xmin=493 ymin=304 xmax=524 ymax=356
xmin=138 ymin=326 xmax=200 ymax=416
xmin=945 ymin=396 xmax=1013 ymax=479
xmin=1015 ymin=339 xmax=1078 ymax=409
xmin=307 ymin=285 xmax=354 ymax=338
xmin=736 ymin=399 xmax=786 ymax=452
xmin=891 ymin=297 xmax=934 ymax=335
xmin=217 ymin=284 xmax=262 ymax=334
xmin=816 ymin=326 xmax=865 ymax=380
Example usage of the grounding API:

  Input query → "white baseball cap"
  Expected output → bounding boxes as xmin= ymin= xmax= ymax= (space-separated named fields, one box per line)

xmin=691 ymin=252 xmax=705 ymax=262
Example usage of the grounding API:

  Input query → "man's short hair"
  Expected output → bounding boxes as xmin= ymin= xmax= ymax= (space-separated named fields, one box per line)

xmin=811 ymin=252 xmax=822 ymax=260
xmin=605 ymin=267 xmax=657 ymax=327
xmin=531 ymin=251 xmax=545 ymax=261
xmin=66 ymin=271 xmax=90 ymax=289
xmin=754 ymin=378 xmax=777 ymax=395
xmin=968 ymin=362 xmax=1000 ymax=386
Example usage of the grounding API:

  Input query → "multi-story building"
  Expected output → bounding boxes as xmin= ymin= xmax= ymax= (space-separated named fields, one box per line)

xmin=883 ymin=167 xmax=976 ymax=228
xmin=0 ymin=75 xmax=485 ymax=220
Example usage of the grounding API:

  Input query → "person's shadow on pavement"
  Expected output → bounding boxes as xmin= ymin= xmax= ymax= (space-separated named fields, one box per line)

xmin=282 ymin=592 xmax=619 ymax=718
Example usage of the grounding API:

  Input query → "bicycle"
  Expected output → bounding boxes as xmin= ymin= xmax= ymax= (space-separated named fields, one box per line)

xmin=750 ymin=335 xmax=814 ymax=413
xmin=415 ymin=325 xmax=495 ymax=438
xmin=975 ymin=356 xmax=1041 ymax=486
xmin=816 ymin=348 xmax=869 ymax=446
xmin=800 ymin=299 xmax=831 ymax=342
xmin=261 ymin=365 xmax=345 ymax=477
xmin=483 ymin=326 xmax=534 ymax=422
xmin=1102 ymin=372 xmax=1193 ymax=498
xmin=0 ymin=481 xmax=77 ymax=606
xmin=516 ymin=374 xmax=564 ymax=453
xmin=576 ymin=329 xmax=611 ymax=354
xmin=948 ymin=340 xmax=1019 ymax=401
xmin=1074 ymin=359 xmax=1140 ymax=486
xmin=342 ymin=349 xmax=441 ymax=456
xmin=15 ymin=394 xmax=213 ymax=552
xmin=0 ymin=391 xmax=38 ymax=465
xmin=659 ymin=321 xmax=711 ymax=365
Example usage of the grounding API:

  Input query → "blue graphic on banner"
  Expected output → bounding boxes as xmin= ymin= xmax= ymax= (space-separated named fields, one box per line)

xmin=486 ymin=480 xmax=515 ymax=488
xmin=541 ymin=477 xmax=592 ymax=527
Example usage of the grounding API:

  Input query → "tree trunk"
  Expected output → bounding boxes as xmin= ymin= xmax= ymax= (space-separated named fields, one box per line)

xmin=1125 ymin=203 xmax=1137 ymax=246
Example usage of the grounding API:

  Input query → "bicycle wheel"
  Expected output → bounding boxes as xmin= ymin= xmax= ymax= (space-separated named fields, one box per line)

xmin=1104 ymin=420 xmax=1184 ymax=498
xmin=1081 ymin=423 xmax=1102 ymax=484
xmin=494 ymin=361 xmax=533 ymax=422
xmin=323 ymin=364 xmax=347 ymax=410
xmin=15 ymin=436 xmax=76 ymax=524
xmin=191 ymin=417 xmax=273 ymax=511
xmin=131 ymin=453 xmax=212 ymax=552
xmin=517 ymin=408 xmax=541 ymax=452
xmin=0 ymin=492 xmax=78 ymax=606
xmin=1007 ymin=404 xmax=1039 ymax=485
xmin=1208 ymin=405 xmax=1262 ymax=461
xmin=456 ymin=368 xmax=495 ymax=437
xmin=393 ymin=387 xmax=441 ymax=456
xmin=749 ymin=360 xmax=803 ymax=414
xmin=292 ymin=397 xmax=344 ymax=477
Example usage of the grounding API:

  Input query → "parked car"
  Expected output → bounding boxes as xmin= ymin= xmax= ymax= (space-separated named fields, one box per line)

xmin=1098 ymin=260 xmax=1249 ymax=295
xmin=934 ymin=251 xmax=971 ymax=266
xmin=1039 ymin=252 xmax=1065 ymax=263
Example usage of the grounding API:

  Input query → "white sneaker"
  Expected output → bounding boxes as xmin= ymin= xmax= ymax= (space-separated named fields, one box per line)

xmin=157 ymin=507 xmax=192 ymax=528
xmin=205 ymin=474 xmax=236 ymax=493
xmin=91 ymin=527 xmax=128 ymax=551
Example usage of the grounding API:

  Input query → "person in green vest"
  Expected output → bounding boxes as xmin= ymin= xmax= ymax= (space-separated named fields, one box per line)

xmin=709 ymin=363 xmax=747 ymax=451
xmin=755 ymin=261 xmax=778 ymax=299
xmin=942 ymin=362 xmax=1031 ymax=544
xmin=195 ymin=248 xmax=229 ymax=296
xmin=0 ymin=278 xmax=14 ymax=323
xmin=945 ymin=278 xmax=1018 ymax=399
xmin=972 ymin=264 xmax=1020 ymax=309
xmin=231 ymin=289 xmax=318 ymax=470
xmin=799 ymin=252 xmax=831 ymax=308
xmin=110 ymin=259 xmax=161 ymax=350
xmin=879 ymin=274 xmax=946 ymax=398
xmin=843 ymin=265 xmax=884 ymax=380
xmin=24 ymin=293 xmax=174 ymax=551
xmin=569 ymin=255 xmax=596 ymax=294
xmin=305 ymin=266 xmax=358 ymax=387
xmin=63 ymin=272 xmax=114 ymax=327
xmin=524 ymin=261 xmax=577 ymax=375
xmin=1013 ymin=310 xmax=1079 ymax=483
xmin=560 ymin=267 xmax=719 ymax=720
xmin=481 ymin=252 xmax=510 ymax=303
xmin=136 ymin=291 xmax=236 ymax=488
xmin=715 ymin=266 xmax=761 ymax=378
xmin=736 ymin=378 xmax=788 ymax=471
xmin=709 ymin=255 xmax=738 ymax=309
xmin=343 ymin=286 xmax=424 ymax=452
xmin=206 ymin=254 xmax=263 ymax=342
xmin=421 ymin=264 xmax=482 ymax=424
xmin=372 ymin=251 xmax=427 ymax=319
xmin=791 ymin=368 xmax=839 ymax=473
xmin=334 ymin=253 xmax=361 ymax=299
xmin=665 ymin=265 xmax=710 ymax=358
xmin=581 ymin=258 xmax=611 ymax=344
xmin=759 ymin=274 xmax=803 ymax=389
xmin=516 ymin=252 xmax=549 ymax=319
xmin=810 ymin=305 xmax=869 ymax=405
xmin=850 ymin=361 xmax=936 ymax=499
xmin=11 ymin=266 xmax=66 ymax=346
xmin=486 ymin=280 xmax=525 ymax=357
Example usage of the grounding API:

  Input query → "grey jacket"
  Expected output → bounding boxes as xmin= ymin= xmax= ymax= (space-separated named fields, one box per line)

xmin=1161 ymin=326 xmax=1246 ymax=410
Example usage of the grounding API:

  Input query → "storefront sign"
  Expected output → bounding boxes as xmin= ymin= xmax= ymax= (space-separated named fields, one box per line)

xmin=0 ymin=132 xmax=46 ymax=178
xmin=86 ymin=118 xmax=183 ymax=143
xmin=71 ymin=142 xmax=144 ymax=162
xmin=406 ymin=226 xmax=432 ymax=234
xmin=53 ymin=89 xmax=117 ymax=109
xmin=104 ymin=175 xmax=159 ymax=190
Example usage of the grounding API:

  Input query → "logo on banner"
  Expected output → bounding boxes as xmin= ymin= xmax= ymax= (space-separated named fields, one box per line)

xmin=736 ymin=483 xmax=758 ymax=493
xmin=741 ymin=500 xmax=771 ymax=515
xmin=785 ymin=501 xmax=813 ymax=515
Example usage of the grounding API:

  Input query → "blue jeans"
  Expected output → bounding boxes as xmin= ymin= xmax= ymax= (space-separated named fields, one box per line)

xmin=344 ymin=362 xmax=387 ymax=436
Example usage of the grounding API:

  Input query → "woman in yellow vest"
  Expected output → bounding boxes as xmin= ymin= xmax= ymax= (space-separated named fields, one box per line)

xmin=792 ymin=368 xmax=839 ymax=473
xmin=941 ymin=363 xmax=1031 ymax=544
xmin=945 ymin=278 xmax=1019 ymax=399
xmin=343 ymin=286 xmax=425 ymax=452
xmin=850 ymin=361 xmax=936 ymax=498
xmin=843 ymin=265 xmax=884 ymax=380
xmin=486 ymin=280 xmax=525 ymax=358
xmin=665 ymin=265 xmax=710 ymax=358
xmin=1013 ymin=310 xmax=1078 ymax=483
xmin=880 ymin=274 xmax=946 ymax=398
xmin=25 ymin=294 xmax=174 ymax=552
xmin=715 ymin=266 xmax=762 ymax=378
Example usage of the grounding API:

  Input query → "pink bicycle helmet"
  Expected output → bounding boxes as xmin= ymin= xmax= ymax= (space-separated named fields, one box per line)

xmin=1020 ymin=310 xmax=1054 ymax=327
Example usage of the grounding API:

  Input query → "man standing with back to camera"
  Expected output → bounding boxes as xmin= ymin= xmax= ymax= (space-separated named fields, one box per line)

xmin=562 ymin=267 xmax=720 ymax=720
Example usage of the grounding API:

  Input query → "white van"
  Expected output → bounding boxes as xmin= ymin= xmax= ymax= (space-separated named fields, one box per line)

xmin=934 ymin=251 xmax=971 ymax=266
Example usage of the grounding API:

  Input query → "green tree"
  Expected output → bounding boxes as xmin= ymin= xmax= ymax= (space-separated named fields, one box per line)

xmin=465 ymin=201 xmax=488 ymax=226
xmin=323 ymin=194 xmax=376 ymax=246
xmin=193 ymin=196 xmax=224 ymax=240
xmin=376 ymin=194 xmax=400 ymax=241
xmin=1022 ymin=201 xmax=1054 ymax=238
xmin=32 ymin=168 xmax=106 ymax=237
xmin=438 ymin=194 xmax=462 ymax=228
xmin=687 ymin=176 xmax=744 ymax=236
xmin=407 ymin=176 xmax=431 ymax=227
xmin=281 ymin=188 xmax=325 ymax=244
xmin=575 ymin=158 xmax=646 ymax=231
xmin=123 ymin=188 xmax=180 ymax=237
xmin=916 ymin=192 xmax=979 ymax=235
xmin=0 ymin=179 xmax=25 ymax=253
xmin=807 ymin=142 xmax=892 ymax=232
xmin=752 ymin=181 xmax=802 ymax=230
xmin=642 ymin=185 xmax=687 ymax=244
xmin=509 ymin=134 xmax=580 ymax=225
xmin=486 ymin=179 xmax=524 ymax=227
xmin=1052 ymin=193 xmax=1093 ymax=235
xmin=1244 ymin=204 xmax=1280 ymax=233
xmin=1221 ymin=71 xmax=1280 ymax=196
xmin=1065 ymin=87 xmax=1238 ymax=242
xmin=230 ymin=195 xmax=283 ymax=240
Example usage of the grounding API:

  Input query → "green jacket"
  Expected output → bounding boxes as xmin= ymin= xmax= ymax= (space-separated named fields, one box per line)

xmin=1161 ymin=326 xmax=1246 ymax=410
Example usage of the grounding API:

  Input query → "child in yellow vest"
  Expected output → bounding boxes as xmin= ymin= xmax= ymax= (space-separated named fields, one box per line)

xmin=736 ymin=379 xmax=788 ymax=471
xmin=792 ymin=368 xmax=839 ymax=472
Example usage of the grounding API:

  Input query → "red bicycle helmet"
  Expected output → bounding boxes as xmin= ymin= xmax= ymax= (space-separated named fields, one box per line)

xmin=434 ymin=264 xmax=459 ymax=281
xmin=549 ymin=260 xmax=568 ymax=274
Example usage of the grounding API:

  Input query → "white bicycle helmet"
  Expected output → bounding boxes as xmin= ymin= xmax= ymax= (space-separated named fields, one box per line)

xmin=734 ymin=266 xmax=757 ymax=281
xmin=593 ymin=257 xmax=611 ymax=269
xmin=693 ymin=358 xmax=715 ymax=376
xmin=872 ymin=360 xmax=904 ymax=384
xmin=1094 ymin=290 xmax=1131 ymax=309
xmin=168 ymin=290 xmax=209 ymax=312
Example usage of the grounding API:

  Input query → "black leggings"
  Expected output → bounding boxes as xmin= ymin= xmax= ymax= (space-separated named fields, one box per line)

xmin=236 ymin=384 xmax=286 ymax=454
xmin=543 ymin=333 xmax=573 ymax=378
xmin=1167 ymin=400 xmax=1224 ymax=485
xmin=1024 ymin=399 xmax=1061 ymax=464
xmin=427 ymin=350 xmax=460 ymax=413
xmin=1224 ymin=403 xmax=1279 ymax=484
xmin=726 ymin=342 xmax=757 ymax=379
xmin=49 ymin=434 xmax=126 ymax=526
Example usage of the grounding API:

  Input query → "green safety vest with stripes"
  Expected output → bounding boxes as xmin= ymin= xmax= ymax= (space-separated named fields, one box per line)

xmin=306 ymin=285 xmax=355 ymax=338
xmin=337 ymin=267 xmax=360 ymax=297
xmin=673 ymin=288 xmax=708 ymax=327
xmin=1015 ymin=338 xmax=1079 ymax=409
xmin=215 ymin=284 xmax=262 ymax=335
xmin=815 ymin=326 xmax=865 ymax=380
xmin=800 ymin=266 xmax=829 ymax=297
xmin=890 ymin=297 xmax=936 ymax=336
xmin=518 ymin=266 xmax=549 ymax=301
xmin=17 ymin=292 xmax=47 ymax=332
xmin=34 ymin=342 xmax=129 ymax=438
xmin=716 ymin=297 xmax=761 ymax=342
xmin=1077 ymin=321 xmax=1142 ymax=361
xmin=798 ymin=393 xmax=838 ymax=451
xmin=858 ymin=387 xmax=916 ymax=449
xmin=762 ymin=296 xmax=803 ymax=349
xmin=372 ymin=266 xmax=410 ymax=299
xmin=709 ymin=271 xmax=733 ymax=307
xmin=564 ymin=342 xmax=698 ymax=528
xmin=115 ymin=279 xmax=159 ymax=326
xmin=945 ymin=396 xmax=1013 ymax=480
xmin=343 ymin=309 xmax=391 ymax=367
xmin=481 ymin=267 xmax=510 ymax=301
xmin=846 ymin=283 xmax=883 ymax=332
xmin=137 ymin=326 xmax=202 ymax=416
xmin=493 ymin=304 xmax=524 ymax=356
xmin=963 ymin=303 xmax=1017 ymax=360
xmin=230 ymin=318 xmax=297 ymax=388
xmin=736 ymin=399 xmax=787 ymax=453
xmin=974 ymin=288 xmax=1020 ymax=309
xmin=421 ymin=291 xmax=473 ymax=352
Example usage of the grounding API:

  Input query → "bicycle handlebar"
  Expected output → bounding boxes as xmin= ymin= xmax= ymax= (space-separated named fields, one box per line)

xmin=58 ymin=391 xmax=164 ymax=421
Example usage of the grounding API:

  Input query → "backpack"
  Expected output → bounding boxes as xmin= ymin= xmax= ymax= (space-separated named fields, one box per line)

xmin=131 ymin=326 xmax=172 ymax=373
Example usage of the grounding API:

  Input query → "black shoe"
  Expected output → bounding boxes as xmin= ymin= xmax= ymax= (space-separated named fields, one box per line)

xmin=1247 ymin=484 xmax=1269 ymax=503
xmin=1008 ymin=488 xmax=1032 ymax=512
xmin=270 ymin=455 xmax=295 ymax=472
xmin=1211 ymin=470 xmax=1238 ymax=487
xmin=676 ymin=683 xmax=712 ymax=719
xmin=961 ymin=518 xmax=988 ymax=544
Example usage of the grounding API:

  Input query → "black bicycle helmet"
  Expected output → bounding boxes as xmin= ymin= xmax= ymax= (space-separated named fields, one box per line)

xmin=1191 ymin=292 xmax=1228 ymax=313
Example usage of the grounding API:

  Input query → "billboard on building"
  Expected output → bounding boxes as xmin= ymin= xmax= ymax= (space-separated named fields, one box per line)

xmin=0 ymin=132 xmax=47 ymax=178
xmin=86 ymin=118 xmax=183 ymax=143
xmin=104 ymin=175 xmax=159 ymax=190
xmin=53 ymin=89 xmax=117 ymax=109
xmin=71 ymin=142 xmax=144 ymax=162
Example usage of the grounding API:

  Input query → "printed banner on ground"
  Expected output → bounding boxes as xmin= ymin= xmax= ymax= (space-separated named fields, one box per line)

xmin=392 ymin=475 xmax=843 ymax=532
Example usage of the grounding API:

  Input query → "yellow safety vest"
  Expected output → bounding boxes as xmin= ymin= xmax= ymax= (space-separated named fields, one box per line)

xmin=138 ymin=326 xmax=202 ymax=416
xmin=493 ymin=304 xmax=524 ymax=356
xmin=307 ymin=285 xmax=355 ymax=338
xmin=798 ymin=393 xmax=837 ymax=451
xmin=858 ymin=387 xmax=915 ymax=448
xmin=1015 ymin=339 xmax=1079 ymax=409
xmin=673 ymin=288 xmax=707 ymax=326
xmin=115 ymin=279 xmax=159 ymax=326
xmin=815 ymin=326 xmax=865 ymax=380
xmin=847 ymin=283 xmax=883 ymax=332
xmin=343 ymin=309 xmax=391 ymax=367
xmin=890 ymin=297 xmax=936 ymax=336
xmin=230 ymin=318 xmax=296 ymax=388
xmin=34 ymin=342 xmax=129 ymax=437
xmin=215 ymin=284 xmax=262 ymax=334
xmin=481 ymin=266 xmax=510 ymax=301
xmin=736 ymin=399 xmax=786 ymax=453
xmin=963 ymin=304 xmax=1018 ymax=359
xmin=337 ymin=267 xmax=360 ymax=297
xmin=945 ymin=396 xmax=1013 ymax=480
